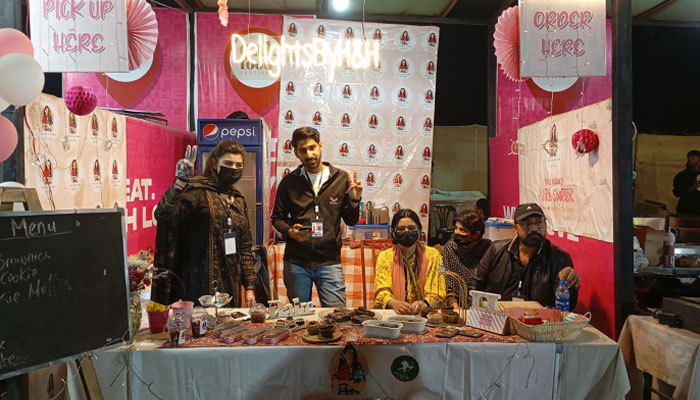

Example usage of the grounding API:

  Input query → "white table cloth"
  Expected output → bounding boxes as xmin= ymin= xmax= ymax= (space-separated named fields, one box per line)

xmin=88 ymin=309 xmax=628 ymax=400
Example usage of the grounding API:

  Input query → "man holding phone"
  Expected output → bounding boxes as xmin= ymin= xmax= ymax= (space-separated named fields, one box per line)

xmin=272 ymin=126 xmax=362 ymax=307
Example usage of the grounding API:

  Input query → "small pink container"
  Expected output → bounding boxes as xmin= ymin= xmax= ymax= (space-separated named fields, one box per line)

xmin=171 ymin=299 xmax=194 ymax=327
xmin=147 ymin=309 xmax=170 ymax=334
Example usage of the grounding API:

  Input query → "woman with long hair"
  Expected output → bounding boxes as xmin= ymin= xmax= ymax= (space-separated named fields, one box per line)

xmin=374 ymin=209 xmax=445 ymax=314
xmin=151 ymin=141 xmax=256 ymax=307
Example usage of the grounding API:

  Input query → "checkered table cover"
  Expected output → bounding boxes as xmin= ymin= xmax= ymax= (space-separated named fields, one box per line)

xmin=266 ymin=243 xmax=383 ymax=308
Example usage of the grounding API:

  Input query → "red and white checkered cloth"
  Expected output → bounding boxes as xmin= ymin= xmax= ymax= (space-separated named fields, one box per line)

xmin=266 ymin=243 xmax=390 ymax=308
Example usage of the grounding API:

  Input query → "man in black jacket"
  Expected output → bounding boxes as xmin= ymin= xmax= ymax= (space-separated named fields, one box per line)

xmin=672 ymin=150 xmax=700 ymax=215
xmin=474 ymin=203 xmax=581 ymax=309
xmin=272 ymin=126 xmax=362 ymax=307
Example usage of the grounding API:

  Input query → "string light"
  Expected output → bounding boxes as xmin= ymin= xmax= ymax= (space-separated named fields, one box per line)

xmin=230 ymin=34 xmax=380 ymax=79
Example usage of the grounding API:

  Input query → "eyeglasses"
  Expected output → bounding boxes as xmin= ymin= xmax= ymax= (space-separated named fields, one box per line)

xmin=517 ymin=219 xmax=546 ymax=229
xmin=395 ymin=225 xmax=419 ymax=233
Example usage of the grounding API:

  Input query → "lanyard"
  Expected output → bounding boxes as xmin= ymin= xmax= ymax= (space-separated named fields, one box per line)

xmin=304 ymin=168 xmax=322 ymax=218
xmin=218 ymin=193 xmax=235 ymax=233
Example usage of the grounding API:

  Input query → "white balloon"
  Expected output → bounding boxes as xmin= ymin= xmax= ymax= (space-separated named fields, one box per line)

xmin=0 ymin=95 xmax=8 ymax=112
xmin=0 ymin=53 xmax=45 ymax=107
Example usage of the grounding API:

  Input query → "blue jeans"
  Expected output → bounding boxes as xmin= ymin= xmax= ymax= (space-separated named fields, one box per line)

xmin=283 ymin=262 xmax=346 ymax=307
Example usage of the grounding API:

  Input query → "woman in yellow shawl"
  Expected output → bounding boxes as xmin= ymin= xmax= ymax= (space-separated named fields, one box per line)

xmin=374 ymin=209 xmax=445 ymax=314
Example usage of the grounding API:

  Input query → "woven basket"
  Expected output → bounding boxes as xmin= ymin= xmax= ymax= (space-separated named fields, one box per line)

xmin=509 ymin=312 xmax=591 ymax=342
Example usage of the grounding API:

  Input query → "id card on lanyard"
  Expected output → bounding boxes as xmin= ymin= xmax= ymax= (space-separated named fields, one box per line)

xmin=220 ymin=195 xmax=238 ymax=255
xmin=305 ymin=168 xmax=325 ymax=239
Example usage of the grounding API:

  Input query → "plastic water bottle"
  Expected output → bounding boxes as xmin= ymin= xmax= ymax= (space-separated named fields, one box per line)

xmin=555 ymin=280 xmax=570 ymax=312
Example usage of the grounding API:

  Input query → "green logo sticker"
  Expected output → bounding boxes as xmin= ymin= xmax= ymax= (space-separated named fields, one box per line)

xmin=391 ymin=355 xmax=419 ymax=382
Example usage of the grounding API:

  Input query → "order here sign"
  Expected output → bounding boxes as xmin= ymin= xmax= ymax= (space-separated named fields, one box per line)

xmin=30 ymin=0 xmax=129 ymax=72
xmin=519 ymin=0 xmax=606 ymax=77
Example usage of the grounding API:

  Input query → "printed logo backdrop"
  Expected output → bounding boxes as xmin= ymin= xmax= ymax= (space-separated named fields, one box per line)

xmin=63 ymin=9 xmax=189 ymax=131
xmin=277 ymin=17 xmax=439 ymax=230
xmin=23 ymin=94 xmax=127 ymax=211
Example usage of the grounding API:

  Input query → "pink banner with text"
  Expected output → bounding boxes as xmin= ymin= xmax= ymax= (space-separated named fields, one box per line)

xmin=63 ymin=8 xmax=189 ymax=131
xmin=126 ymin=118 xmax=195 ymax=255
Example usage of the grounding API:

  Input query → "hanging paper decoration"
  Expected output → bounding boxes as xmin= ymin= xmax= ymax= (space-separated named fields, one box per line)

xmin=65 ymin=86 xmax=97 ymax=116
xmin=218 ymin=0 xmax=229 ymax=27
xmin=493 ymin=6 xmax=526 ymax=82
xmin=126 ymin=0 xmax=159 ymax=71
xmin=571 ymin=129 xmax=600 ymax=155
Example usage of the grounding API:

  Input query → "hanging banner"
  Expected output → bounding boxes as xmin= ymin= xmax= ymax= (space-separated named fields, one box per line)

xmin=30 ymin=0 xmax=128 ymax=72
xmin=63 ymin=8 xmax=189 ymax=131
xmin=277 ymin=17 xmax=438 ymax=234
xmin=518 ymin=98 xmax=613 ymax=242
xmin=519 ymin=0 xmax=606 ymax=77
xmin=23 ymin=93 xmax=127 ymax=211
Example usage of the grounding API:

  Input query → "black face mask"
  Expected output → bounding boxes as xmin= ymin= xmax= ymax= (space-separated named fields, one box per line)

xmin=453 ymin=233 xmax=472 ymax=247
xmin=394 ymin=231 xmax=419 ymax=247
xmin=219 ymin=166 xmax=243 ymax=185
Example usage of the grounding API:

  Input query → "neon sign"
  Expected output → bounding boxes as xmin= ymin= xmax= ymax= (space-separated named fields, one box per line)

xmin=230 ymin=34 xmax=380 ymax=79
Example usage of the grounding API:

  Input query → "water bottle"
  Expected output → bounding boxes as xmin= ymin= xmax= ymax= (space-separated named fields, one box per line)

xmin=555 ymin=280 xmax=570 ymax=312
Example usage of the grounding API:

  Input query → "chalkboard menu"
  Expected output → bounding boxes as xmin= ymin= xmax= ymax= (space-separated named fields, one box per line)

xmin=0 ymin=210 xmax=130 ymax=380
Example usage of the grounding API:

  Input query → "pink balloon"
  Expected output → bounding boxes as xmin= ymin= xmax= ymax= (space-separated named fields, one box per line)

xmin=0 ymin=28 xmax=34 ymax=59
xmin=0 ymin=115 xmax=18 ymax=163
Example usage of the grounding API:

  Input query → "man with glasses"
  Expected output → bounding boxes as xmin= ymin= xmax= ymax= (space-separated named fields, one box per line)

xmin=474 ymin=203 xmax=580 ymax=308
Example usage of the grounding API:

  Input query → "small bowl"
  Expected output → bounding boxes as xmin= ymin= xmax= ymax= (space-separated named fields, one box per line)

xmin=318 ymin=323 xmax=336 ymax=339
xmin=199 ymin=295 xmax=214 ymax=307
xmin=362 ymin=320 xmax=403 ymax=339
xmin=388 ymin=316 xmax=427 ymax=334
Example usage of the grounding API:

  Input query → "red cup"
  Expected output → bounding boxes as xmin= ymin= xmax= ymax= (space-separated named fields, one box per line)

xmin=147 ymin=309 xmax=170 ymax=334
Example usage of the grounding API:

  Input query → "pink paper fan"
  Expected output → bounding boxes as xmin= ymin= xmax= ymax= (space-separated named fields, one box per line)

xmin=493 ymin=6 xmax=526 ymax=82
xmin=126 ymin=0 xmax=159 ymax=71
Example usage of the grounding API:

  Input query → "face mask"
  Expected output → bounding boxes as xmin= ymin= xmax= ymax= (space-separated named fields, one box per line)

xmin=219 ymin=166 xmax=243 ymax=185
xmin=453 ymin=233 xmax=472 ymax=247
xmin=394 ymin=231 xmax=419 ymax=247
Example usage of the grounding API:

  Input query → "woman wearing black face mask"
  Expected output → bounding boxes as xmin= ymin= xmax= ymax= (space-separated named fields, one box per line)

xmin=442 ymin=211 xmax=492 ymax=308
xmin=374 ymin=209 xmax=445 ymax=315
xmin=151 ymin=140 xmax=256 ymax=308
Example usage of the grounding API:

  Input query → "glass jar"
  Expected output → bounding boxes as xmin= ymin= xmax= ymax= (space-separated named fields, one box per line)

xmin=167 ymin=311 xmax=186 ymax=346
xmin=250 ymin=302 xmax=267 ymax=323
xmin=191 ymin=308 xmax=207 ymax=338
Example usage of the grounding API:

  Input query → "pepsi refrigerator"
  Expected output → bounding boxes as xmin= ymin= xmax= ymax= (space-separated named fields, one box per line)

xmin=197 ymin=119 xmax=263 ymax=246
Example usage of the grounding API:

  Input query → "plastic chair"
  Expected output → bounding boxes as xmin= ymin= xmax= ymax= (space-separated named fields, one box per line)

xmin=434 ymin=204 xmax=457 ymax=245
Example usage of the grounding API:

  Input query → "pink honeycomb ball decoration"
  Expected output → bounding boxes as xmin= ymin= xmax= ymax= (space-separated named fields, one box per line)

xmin=65 ymin=86 xmax=97 ymax=116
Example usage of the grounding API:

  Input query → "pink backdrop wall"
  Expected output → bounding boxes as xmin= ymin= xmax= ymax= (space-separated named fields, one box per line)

xmin=63 ymin=9 xmax=189 ymax=131
xmin=126 ymin=118 xmax=195 ymax=254
xmin=490 ymin=21 xmax=616 ymax=337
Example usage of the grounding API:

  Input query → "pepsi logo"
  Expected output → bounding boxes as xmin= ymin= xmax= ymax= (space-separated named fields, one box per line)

xmin=203 ymin=124 xmax=219 ymax=140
